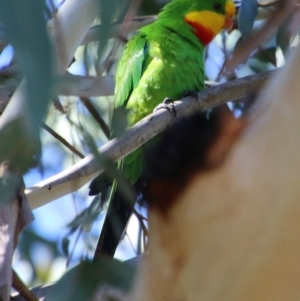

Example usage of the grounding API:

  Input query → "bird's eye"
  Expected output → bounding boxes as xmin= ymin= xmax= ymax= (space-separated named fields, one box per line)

xmin=213 ymin=2 xmax=222 ymax=11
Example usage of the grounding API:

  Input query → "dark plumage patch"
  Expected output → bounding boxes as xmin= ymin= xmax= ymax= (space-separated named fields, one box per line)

xmin=89 ymin=172 xmax=112 ymax=196
xmin=142 ymin=105 xmax=247 ymax=215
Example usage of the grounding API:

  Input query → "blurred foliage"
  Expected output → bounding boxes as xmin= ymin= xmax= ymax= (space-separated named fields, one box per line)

xmin=238 ymin=0 xmax=258 ymax=39
xmin=17 ymin=225 xmax=61 ymax=285
xmin=45 ymin=258 xmax=136 ymax=301
xmin=0 ymin=0 xmax=299 ymax=297
xmin=0 ymin=0 xmax=53 ymax=173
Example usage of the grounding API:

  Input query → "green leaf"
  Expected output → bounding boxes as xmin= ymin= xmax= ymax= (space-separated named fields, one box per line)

xmin=66 ymin=196 xmax=103 ymax=231
xmin=45 ymin=259 xmax=137 ymax=301
xmin=97 ymin=0 xmax=129 ymax=58
xmin=0 ymin=0 xmax=54 ymax=172
xmin=252 ymin=47 xmax=277 ymax=64
xmin=238 ymin=0 xmax=258 ymax=40
xmin=111 ymin=106 xmax=129 ymax=137
xmin=0 ymin=0 xmax=53 ymax=125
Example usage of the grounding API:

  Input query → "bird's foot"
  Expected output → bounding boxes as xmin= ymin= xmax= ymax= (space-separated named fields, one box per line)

xmin=153 ymin=97 xmax=177 ymax=117
xmin=182 ymin=90 xmax=198 ymax=100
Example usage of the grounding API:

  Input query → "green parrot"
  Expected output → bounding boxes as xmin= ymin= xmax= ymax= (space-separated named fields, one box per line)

xmin=90 ymin=0 xmax=236 ymax=258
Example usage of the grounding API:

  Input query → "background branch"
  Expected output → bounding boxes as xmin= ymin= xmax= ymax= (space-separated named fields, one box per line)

xmin=57 ymin=74 xmax=114 ymax=97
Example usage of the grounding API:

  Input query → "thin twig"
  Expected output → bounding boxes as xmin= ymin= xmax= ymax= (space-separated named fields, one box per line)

xmin=133 ymin=208 xmax=149 ymax=237
xmin=53 ymin=97 xmax=66 ymax=114
xmin=79 ymin=97 xmax=110 ymax=139
xmin=41 ymin=122 xmax=85 ymax=159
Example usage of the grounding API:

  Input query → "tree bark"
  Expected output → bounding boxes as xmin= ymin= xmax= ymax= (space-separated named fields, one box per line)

xmin=130 ymin=39 xmax=300 ymax=301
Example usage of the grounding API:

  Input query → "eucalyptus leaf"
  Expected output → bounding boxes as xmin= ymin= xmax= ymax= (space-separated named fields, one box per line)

xmin=66 ymin=196 xmax=103 ymax=231
xmin=0 ymin=0 xmax=53 ymax=171
xmin=97 ymin=0 xmax=124 ymax=58
xmin=238 ymin=0 xmax=258 ymax=40
xmin=45 ymin=259 xmax=136 ymax=301
xmin=253 ymin=47 xmax=277 ymax=64
xmin=111 ymin=106 xmax=129 ymax=138
xmin=0 ymin=0 xmax=53 ymax=125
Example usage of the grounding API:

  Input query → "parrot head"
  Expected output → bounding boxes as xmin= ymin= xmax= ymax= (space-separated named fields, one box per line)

xmin=160 ymin=0 xmax=236 ymax=46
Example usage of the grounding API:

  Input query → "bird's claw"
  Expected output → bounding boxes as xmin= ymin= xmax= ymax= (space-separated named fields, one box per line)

xmin=153 ymin=97 xmax=177 ymax=117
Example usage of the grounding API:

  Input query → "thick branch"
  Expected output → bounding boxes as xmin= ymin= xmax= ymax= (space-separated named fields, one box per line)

xmin=25 ymin=70 xmax=274 ymax=209
xmin=48 ymin=0 xmax=99 ymax=72
xmin=0 ymin=75 xmax=114 ymax=115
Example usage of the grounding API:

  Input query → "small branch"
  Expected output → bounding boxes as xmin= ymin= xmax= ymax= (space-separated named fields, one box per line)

xmin=0 ymin=75 xmax=114 ymax=114
xmin=48 ymin=0 xmax=99 ymax=71
xmin=12 ymin=270 xmax=38 ymax=301
xmin=25 ymin=70 xmax=274 ymax=209
xmin=133 ymin=208 xmax=149 ymax=237
xmin=52 ymin=97 xmax=66 ymax=114
xmin=40 ymin=122 xmax=85 ymax=159
xmin=79 ymin=97 xmax=111 ymax=139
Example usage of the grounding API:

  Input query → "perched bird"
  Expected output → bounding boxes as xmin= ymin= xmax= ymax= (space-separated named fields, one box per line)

xmin=90 ymin=0 xmax=236 ymax=258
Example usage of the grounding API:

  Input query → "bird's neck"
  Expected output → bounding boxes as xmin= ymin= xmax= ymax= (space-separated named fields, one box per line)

xmin=157 ymin=7 xmax=212 ymax=47
xmin=154 ymin=15 xmax=204 ymax=49
xmin=184 ymin=19 xmax=214 ymax=46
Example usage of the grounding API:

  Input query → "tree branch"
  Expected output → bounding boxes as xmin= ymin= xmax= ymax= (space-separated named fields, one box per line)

xmin=25 ymin=69 xmax=274 ymax=209
xmin=0 ymin=75 xmax=114 ymax=115
xmin=47 ymin=0 xmax=99 ymax=72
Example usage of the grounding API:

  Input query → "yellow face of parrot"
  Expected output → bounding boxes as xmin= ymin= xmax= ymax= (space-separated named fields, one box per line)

xmin=184 ymin=0 xmax=236 ymax=45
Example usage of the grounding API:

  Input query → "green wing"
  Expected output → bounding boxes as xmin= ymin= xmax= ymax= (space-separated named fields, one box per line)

xmin=114 ymin=33 xmax=149 ymax=108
